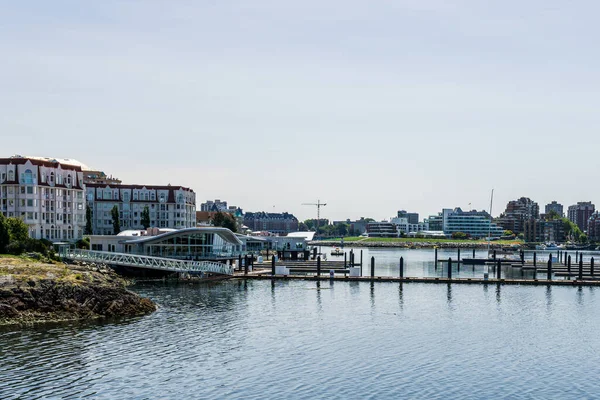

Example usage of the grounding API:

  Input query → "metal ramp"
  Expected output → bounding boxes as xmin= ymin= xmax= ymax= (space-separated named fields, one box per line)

xmin=60 ymin=249 xmax=234 ymax=276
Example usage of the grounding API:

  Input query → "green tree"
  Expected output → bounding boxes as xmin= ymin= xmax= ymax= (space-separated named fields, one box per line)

xmin=451 ymin=231 xmax=468 ymax=240
xmin=85 ymin=205 xmax=93 ymax=235
xmin=212 ymin=212 xmax=237 ymax=232
xmin=0 ymin=213 xmax=10 ymax=253
xmin=503 ymin=230 xmax=514 ymax=237
xmin=579 ymin=234 xmax=589 ymax=243
xmin=141 ymin=206 xmax=151 ymax=229
xmin=335 ymin=223 xmax=349 ymax=237
xmin=111 ymin=205 xmax=121 ymax=235
xmin=6 ymin=217 xmax=29 ymax=242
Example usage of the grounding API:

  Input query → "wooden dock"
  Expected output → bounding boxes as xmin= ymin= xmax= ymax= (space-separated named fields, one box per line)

xmin=235 ymin=271 xmax=600 ymax=287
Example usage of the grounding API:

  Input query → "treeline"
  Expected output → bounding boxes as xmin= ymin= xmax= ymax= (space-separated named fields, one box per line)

xmin=299 ymin=218 xmax=375 ymax=237
xmin=0 ymin=214 xmax=63 ymax=259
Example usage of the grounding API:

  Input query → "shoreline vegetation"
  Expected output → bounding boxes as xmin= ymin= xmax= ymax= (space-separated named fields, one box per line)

xmin=311 ymin=237 xmax=524 ymax=249
xmin=0 ymin=255 xmax=156 ymax=326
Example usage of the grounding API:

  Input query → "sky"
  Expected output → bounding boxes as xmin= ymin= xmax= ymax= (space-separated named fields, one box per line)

xmin=2 ymin=1 xmax=599 ymax=223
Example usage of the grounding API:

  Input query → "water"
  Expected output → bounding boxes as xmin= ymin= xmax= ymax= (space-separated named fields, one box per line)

xmin=326 ymin=246 xmax=600 ymax=279
xmin=3 ymin=249 xmax=600 ymax=399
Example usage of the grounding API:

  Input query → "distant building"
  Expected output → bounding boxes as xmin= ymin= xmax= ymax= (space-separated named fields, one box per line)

xmin=243 ymin=212 xmax=298 ymax=235
xmin=200 ymin=199 xmax=241 ymax=213
xmin=0 ymin=155 xmax=86 ymax=241
xmin=588 ymin=212 xmax=600 ymax=242
xmin=524 ymin=219 xmax=566 ymax=243
xmin=86 ymin=184 xmax=196 ymax=235
xmin=397 ymin=210 xmax=419 ymax=224
xmin=390 ymin=217 xmax=428 ymax=235
xmin=427 ymin=208 xmax=504 ymax=238
xmin=366 ymin=222 xmax=397 ymax=238
xmin=545 ymin=201 xmax=564 ymax=217
xmin=495 ymin=197 xmax=539 ymax=234
xmin=567 ymin=202 xmax=595 ymax=232
xmin=332 ymin=218 xmax=370 ymax=235
xmin=83 ymin=170 xmax=122 ymax=185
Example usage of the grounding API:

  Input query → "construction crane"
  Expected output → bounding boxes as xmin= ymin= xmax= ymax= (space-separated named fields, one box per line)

xmin=302 ymin=200 xmax=327 ymax=235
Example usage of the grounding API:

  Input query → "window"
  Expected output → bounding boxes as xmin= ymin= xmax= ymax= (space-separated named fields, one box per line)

xmin=27 ymin=199 xmax=33 ymax=207
xmin=8 ymin=170 xmax=14 ymax=181
xmin=41 ymin=172 xmax=46 ymax=183
xmin=23 ymin=169 xmax=33 ymax=185
xmin=49 ymin=172 xmax=54 ymax=183
xmin=67 ymin=174 xmax=71 ymax=186
xmin=123 ymin=192 xmax=130 ymax=202
xmin=159 ymin=194 xmax=165 ymax=203
xmin=177 ymin=194 xmax=184 ymax=203
xmin=26 ymin=186 xmax=33 ymax=194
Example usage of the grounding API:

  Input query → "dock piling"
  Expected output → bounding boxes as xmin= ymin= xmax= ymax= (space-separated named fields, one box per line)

xmin=592 ymin=257 xmax=595 ymax=277
xmin=579 ymin=254 xmax=583 ymax=280
xmin=344 ymin=252 xmax=347 ymax=268
xmin=271 ymin=256 xmax=275 ymax=276
xmin=448 ymin=258 xmax=452 ymax=279
xmin=533 ymin=252 xmax=537 ymax=268
xmin=547 ymin=254 xmax=552 ymax=280
xmin=244 ymin=255 xmax=249 ymax=275
xmin=568 ymin=255 xmax=572 ymax=275
xmin=497 ymin=259 xmax=501 ymax=279
xmin=370 ymin=257 xmax=375 ymax=278
xmin=472 ymin=249 xmax=476 ymax=258
xmin=457 ymin=248 xmax=461 ymax=262
xmin=317 ymin=256 xmax=321 ymax=276
xmin=399 ymin=257 xmax=404 ymax=278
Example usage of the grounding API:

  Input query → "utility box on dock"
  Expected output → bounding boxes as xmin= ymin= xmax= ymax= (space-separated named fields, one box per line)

xmin=275 ymin=266 xmax=290 ymax=275
xmin=348 ymin=268 xmax=361 ymax=277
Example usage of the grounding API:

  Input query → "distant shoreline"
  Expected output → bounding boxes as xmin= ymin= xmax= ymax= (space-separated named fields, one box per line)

xmin=309 ymin=239 xmax=523 ymax=249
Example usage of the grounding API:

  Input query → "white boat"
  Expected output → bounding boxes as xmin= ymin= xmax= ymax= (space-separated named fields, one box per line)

xmin=536 ymin=244 xmax=547 ymax=250
xmin=544 ymin=242 xmax=564 ymax=250
xmin=330 ymin=247 xmax=344 ymax=256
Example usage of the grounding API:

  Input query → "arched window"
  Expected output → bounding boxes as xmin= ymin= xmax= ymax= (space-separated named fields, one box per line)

xmin=8 ymin=170 xmax=14 ymax=181
xmin=49 ymin=172 xmax=54 ymax=184
xmin=123 ymin=192 xmax=130 ymax=202
xmin=23 ymin=169 xmax=34 ymax=185
xmin=177 ymin=194 xmax=184 ymax=203
xmin=159 ymin=194 xmax=166 ymax=203
xmin=67 ymin=174 xmax=72 ymax=186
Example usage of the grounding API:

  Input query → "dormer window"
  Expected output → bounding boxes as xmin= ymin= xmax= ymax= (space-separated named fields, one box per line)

xmin=23 ymin=169 xmax=34 ymax=185
xmin=49 ymin=172 xmax=54 ymax=184
xmin=41 ymin=172 xmax=46 ymax=183
xmin=8 ymin=170 xmax=14 ymax=181
xmin=67 ymin=174 xmax=72 ymax=186
xmin=159 ymin=194 xmax=165 ymax=203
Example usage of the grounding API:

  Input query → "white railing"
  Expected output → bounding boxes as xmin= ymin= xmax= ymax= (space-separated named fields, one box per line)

xmin=61 ymin=249 xmax=233 ymax=275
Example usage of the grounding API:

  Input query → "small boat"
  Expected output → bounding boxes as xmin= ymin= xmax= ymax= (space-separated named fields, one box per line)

xmin=544 ymin=242 xmax=563 ymax=250
xmin=330 ymin=247 xmax=344 ymax=256
xmin=536 ymin=244 xmax=547 ymax=250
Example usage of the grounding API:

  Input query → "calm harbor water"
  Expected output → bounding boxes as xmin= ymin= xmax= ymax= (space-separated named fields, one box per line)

xmin=2 ymin=248 xmax=600 ymax=399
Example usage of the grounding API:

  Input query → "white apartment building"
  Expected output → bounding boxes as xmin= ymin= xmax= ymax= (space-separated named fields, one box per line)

xmin=86 ymin=184 xmax=196 ymax=235
xmin=390 ymin=217 xmax=428 ymax=236
xmin=0 ymin=156 xmax=86 ymax=241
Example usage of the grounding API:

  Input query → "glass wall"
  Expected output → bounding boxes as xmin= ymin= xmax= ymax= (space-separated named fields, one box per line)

xmin=135 ymin=232 xmax=241 ymax=260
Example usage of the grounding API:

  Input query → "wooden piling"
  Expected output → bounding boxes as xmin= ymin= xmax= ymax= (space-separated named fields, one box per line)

xmin=399 ymin=257 xmax=404 ymax=278
xmin=370 ymin=256 xmax=375 ymax=278
xmin=448 ymin=258 xmax=452 ymax=279
xmin=244 ymin=255 xmax=249 ymax=275
xmin=533 ymin=252 xmax=537 ymax=268
xmin=592 ymin=257 xmax=595 ymax=277
xmin=317 ymin=256 xmax=321 ymax=276
xmin=458 ymin=248 xmax=461 ymax=262
xmin=547 ymin=254 xmax=552 ymax=281
xmin=578 ymin=254 xmax=583 ymax=280
xmin=271 ymin=256 xmax=276 ymax=276
xmin=496 ymin=259 xmax=501 ymax=279
xmin=568 ymin=255 xmax=572 ymax=275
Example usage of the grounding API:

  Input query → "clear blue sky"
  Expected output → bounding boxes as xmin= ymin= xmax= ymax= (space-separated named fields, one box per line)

xmin=2 ymin=1 xmax=599 ymax=222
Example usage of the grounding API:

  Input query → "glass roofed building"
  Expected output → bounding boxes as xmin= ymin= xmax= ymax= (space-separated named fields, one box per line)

xmin=88 ymin=227 xmax=243 ymax=261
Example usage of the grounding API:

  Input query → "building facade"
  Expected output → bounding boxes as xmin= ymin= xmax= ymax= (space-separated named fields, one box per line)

xmin=495 ymin=197 xmax=539 ymax=234
xmin=588 ymin=212 xmax=600 ymax=242
xmin=545 ymin=201 xmax=564 ymax=217
xmin=390 ymin=217 xmax=428 ymax=235
xmin=86 ymin=184 xmax=196 ymax=235
xmin=568 ymin=202 xmax=595 ymax=232
xmin=243 ymin=212 xmax=299 ymax=235
xmin=366 ymin=222 xmax=397 ymax=237
xmin=397 ymin=210 xmax=419 ymax=225
xmin=428 ymin=208 xmax=504 ymax=238
xmin=0 ymin=156 xmax=86 ymax=241
xmin=524 ymin=219 xmax=566 ymax=243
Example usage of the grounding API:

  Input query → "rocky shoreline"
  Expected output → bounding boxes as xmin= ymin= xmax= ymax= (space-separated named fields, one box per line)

xmin=0 ymin=257 xmax=156 ymax=326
